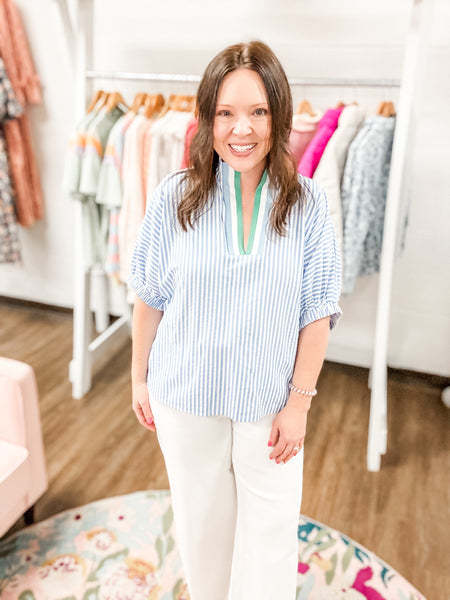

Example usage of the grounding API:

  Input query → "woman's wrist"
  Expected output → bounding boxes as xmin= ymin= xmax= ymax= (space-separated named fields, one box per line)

xmin=286 ymin=391 xmax=312 ymax=412
xmin=288 ymin=382 xmax=317 ymax=397
xmin=286 ymin=382 xmax=317 ymax=412
xmin=131 ymin=371 xmax=148 ymax=387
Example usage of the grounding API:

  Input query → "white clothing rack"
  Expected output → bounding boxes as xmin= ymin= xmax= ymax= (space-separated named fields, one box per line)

xmin=85 ymin=70 xmax=401 ymax=88
xmin=57 ymin=0 xmax=433 ymax=471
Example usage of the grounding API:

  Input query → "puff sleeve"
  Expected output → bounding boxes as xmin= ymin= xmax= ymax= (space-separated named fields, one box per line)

xmin=128 ymin=184 xmax=167 ymax=311
xmin=299 ymin=182 xmax=342 ymax=330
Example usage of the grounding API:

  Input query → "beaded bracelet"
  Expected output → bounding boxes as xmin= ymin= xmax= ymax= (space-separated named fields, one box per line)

xmin=288 ymin=383 xmax=317 ymax=397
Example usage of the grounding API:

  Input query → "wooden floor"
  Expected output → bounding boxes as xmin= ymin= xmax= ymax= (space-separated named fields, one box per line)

xmin=0 ymin=299 xmax=448 ymax=598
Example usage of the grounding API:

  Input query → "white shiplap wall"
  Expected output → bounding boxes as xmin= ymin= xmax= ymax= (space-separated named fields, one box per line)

xmin=0 ymin=0 xmax=449 ymax=376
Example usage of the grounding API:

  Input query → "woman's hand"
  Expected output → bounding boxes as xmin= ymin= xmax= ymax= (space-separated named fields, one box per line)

xmin=268 ymin=401 xmax=308 ymax=463
xmin=132 ymin=381 xmax=156 ymax=432
xmin=131 ymin=300 xmax=163 ymax=433
xmin=268 ymin=315 xmax=329 ymax=463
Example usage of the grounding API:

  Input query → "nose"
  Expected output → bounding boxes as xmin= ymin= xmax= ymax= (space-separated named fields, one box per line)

xmin=232 ymin=114 xmax=252 ymax=136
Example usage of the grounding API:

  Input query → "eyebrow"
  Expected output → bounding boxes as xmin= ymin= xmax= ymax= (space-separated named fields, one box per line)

xmin=216 ymin=103 xmax=269 ymax=108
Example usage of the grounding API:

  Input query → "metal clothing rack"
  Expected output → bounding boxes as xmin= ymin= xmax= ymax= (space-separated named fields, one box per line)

xmin=56 ymin=0 xmax=432 ymax=471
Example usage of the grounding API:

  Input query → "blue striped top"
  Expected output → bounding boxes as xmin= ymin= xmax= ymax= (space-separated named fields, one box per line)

xmin=129 ymin=160 xmax=342 ymax=422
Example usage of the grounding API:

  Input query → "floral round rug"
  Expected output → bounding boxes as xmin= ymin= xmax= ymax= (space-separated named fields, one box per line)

xmin=0 ymin=490 xmax=425 ymax=600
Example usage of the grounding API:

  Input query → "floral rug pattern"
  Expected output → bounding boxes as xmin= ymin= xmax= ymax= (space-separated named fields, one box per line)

xmin=0 ymin=490 xmax=426 ymax=600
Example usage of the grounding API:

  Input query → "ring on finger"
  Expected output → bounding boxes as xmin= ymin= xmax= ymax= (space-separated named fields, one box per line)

xmin=293 ymin=445 xmax=301 ymax=453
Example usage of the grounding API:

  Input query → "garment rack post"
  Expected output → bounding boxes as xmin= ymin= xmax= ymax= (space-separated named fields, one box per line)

xmin=69 ymin=0 xmax=94 ymax=399
xmin=367 ymin=0 xmax=433 ymax=471
xmin=63 ymin=0 xmax=428 ymax=470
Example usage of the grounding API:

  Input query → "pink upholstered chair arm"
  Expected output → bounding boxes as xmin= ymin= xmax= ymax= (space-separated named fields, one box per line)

xmin=0 ymin=357 xmax=48 ymax=489
xmin=0 ymin=374 xmax=27 ymax=446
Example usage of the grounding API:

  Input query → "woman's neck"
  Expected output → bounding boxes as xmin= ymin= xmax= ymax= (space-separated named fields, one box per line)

xmin=239 ymin=163 xmax=267 ymax=199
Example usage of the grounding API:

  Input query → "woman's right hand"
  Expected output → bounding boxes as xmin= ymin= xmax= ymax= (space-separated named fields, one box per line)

xmin=132 ymin=381 xmax=156 ymax=432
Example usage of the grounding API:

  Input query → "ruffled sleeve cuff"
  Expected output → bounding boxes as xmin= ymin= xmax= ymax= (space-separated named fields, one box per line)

xmin=299 ymin=301 xmax=342 ymax=331
xmin=128 ymin=275 xmax=165 ymax=311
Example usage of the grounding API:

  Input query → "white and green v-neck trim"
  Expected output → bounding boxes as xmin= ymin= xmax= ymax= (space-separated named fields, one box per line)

xmin=222 ymin=161 xmax=270 ymax=256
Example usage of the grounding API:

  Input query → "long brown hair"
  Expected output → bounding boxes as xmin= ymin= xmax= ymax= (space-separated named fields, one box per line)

xmin=178 ymin=41 xmax=305 ymax=235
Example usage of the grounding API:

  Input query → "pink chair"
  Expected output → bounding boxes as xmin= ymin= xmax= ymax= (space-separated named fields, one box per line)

xmin=0 ymin=357 xmax=48 ymax=537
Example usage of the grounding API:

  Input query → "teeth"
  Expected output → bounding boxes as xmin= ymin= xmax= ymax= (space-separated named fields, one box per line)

xmin=230 ymin=144 xmax=256 ymax=152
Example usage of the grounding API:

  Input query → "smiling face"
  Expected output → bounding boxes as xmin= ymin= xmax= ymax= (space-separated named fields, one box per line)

xmin=213 ymin=68 xmax=272 ymax=183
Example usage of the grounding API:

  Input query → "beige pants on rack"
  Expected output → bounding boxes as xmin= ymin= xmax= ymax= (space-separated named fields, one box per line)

xmin=149 ymin=394 xmax=304 ymax=600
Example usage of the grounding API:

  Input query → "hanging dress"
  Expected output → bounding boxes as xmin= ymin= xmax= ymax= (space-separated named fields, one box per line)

xmin=97 ymin=110 xmax=136 ymax=279
xmin=341 ymin=114 xmax=396 ymax=294
xmin=313 ymin=104 xmax=366 ymax=256
xmin=0 ymin=57 xmax=23 ymax=263
xmin=0 ymin=0 xmax=44 ymax=227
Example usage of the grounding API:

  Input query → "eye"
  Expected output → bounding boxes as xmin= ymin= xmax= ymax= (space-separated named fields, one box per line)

xmin=254 ymin=107 xmax=269 ymax=116
xmin=216 ymin=109 xmax=232 ymax=117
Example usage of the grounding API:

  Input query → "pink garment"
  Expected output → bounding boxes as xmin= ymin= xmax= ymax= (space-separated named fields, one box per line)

xmin=103 ymin=111 xmax=136 ymax=279
xmin=289 ymin=112 xmax=322 ymax=165
xmin=180 ymin=116 xmax=198 ymax=169
xmin=119 ymin=115 xmax=151 ymax=284
xmin=297 ymin=106 xmax=344 ymax=178
xmin=0 ymin=0 xmax=43 ymax=227
xmin=142 ymin=119 xmax=155 ymax=201
xmin=141 ymin=120 xmax=154 ymax=198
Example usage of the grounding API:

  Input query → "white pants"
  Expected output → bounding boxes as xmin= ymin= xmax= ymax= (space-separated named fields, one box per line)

xmin=149 ymin=395 xmax=303 ymax=600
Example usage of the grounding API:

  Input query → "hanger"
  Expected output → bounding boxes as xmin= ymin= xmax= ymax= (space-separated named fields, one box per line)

xmin=144 ymin=94 xmax=165 ymax=118
xmin=384 ymin=101 xmax=396 ymax=116
xmin=376 ymin=101 xmax=386 ymax=115
xmin=296 ymin=99 xmax=315 ymax=117
xmin=143 ymin=95 xmax=155 ymax=118
xmin=130 ymin=92 xmax=148 ymax=114
xmin=95 ymin=91 xmax=110 ymax=112
xmin=177 ymin=95 xmax=196 ymax=112
xmin=157 ymin=94 xmax=197 ymax=118
xmin=154 ymin=94 xmax=166 ymax=115
xmin=86 ymin=90 xmax=102 ymax=112
xmin=157 ymin=94 xmax=180 ymax=118
xmin=105 ymin=91 xmax=129 ymax=112
xmin=376 ymin=101 xmax=396 ymax=117
xmin=87 ymin=90 xmax=107 ymax=113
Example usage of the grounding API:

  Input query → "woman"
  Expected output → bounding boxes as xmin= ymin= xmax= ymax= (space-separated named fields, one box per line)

xmin=129 ymin=41 xmax=342 ymax=600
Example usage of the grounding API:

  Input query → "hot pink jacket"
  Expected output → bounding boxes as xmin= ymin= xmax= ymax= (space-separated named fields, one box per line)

xmin=297 ymin=106 xmax=344 ymax=178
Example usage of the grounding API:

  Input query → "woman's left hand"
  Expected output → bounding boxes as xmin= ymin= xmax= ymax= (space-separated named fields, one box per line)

xmin=268 ymin=402 xmax=308 ymax=464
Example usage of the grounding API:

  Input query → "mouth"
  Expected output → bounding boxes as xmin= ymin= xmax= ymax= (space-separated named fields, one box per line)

xmin=229 ymin=143 xmax=257 ymax=156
